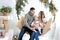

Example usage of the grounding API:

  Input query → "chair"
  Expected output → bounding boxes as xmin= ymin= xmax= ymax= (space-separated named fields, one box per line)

xmin=17 ymin=16 xmax=52 ymax=35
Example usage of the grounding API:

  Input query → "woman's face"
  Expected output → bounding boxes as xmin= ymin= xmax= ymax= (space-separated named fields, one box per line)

xmin=42 ymin=14 xmax=46 ymax=23
xmin=38 ymin=13 xmax=45 ymax=21
xmin=42 ymin=14 xmax=45 ymax=19
xmin=38 ymin=13 xmax=41 ymax=18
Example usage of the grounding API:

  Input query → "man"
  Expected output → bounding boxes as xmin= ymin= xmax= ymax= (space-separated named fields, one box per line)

xmin=18 ymin=7 xmax=35 ymax=40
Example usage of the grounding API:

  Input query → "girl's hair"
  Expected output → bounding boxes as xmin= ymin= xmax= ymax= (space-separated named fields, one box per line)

xmin=38 ymin=11 xmax=45 ymax=22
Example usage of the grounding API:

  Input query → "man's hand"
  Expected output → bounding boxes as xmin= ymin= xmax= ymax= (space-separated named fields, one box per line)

xmin=30 ymin=27 xmax=35 ymax=31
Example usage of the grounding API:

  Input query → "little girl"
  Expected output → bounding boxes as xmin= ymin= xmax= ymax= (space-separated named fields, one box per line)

xmin=30 ymin=15 xmax=42 ymax=40
xmin=31 ymin=16 xmax=42 ymax=33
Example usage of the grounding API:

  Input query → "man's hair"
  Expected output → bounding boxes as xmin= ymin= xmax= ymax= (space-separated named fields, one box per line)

xmin=30 ymin=7 xmax=35 ymax=10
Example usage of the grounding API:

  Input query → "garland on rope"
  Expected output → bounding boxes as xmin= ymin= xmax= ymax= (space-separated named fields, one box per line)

xmin=16 ymin=0 xmax=28 ymax=20
xmin=40 ymin=0 xmax=57 ymax=14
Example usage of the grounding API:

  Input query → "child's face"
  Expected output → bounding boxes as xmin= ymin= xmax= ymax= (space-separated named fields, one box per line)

xmin=34 ymin=16 xmax=38 ymax=21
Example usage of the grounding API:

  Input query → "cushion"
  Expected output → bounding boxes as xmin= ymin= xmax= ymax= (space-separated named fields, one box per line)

xmin=42 ymin=18 xmax=52 ymax=35
xmin=17 ymin=16 xmax=24 ymax=30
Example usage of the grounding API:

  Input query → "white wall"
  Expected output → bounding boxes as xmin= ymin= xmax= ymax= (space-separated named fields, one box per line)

xmin=53 ymin=0 xmax=60 ymax=40
xmin=20 ymin=0 xmax=52 ymax=21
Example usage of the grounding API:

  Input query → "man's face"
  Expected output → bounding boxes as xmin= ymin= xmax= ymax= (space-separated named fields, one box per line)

xmin=30 ymin=10 xmax=35 ymax=14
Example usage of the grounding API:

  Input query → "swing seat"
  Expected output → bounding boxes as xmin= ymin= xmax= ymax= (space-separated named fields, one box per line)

xmin=17 ymin=16 xmax=52 ymax=35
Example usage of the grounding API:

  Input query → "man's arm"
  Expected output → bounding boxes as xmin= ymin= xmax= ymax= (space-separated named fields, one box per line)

xmin=31 ymin=21 xmax=34 ymax=26
xmin=24 ymin=14 xmax=31 ymax=29
xmin=24 ymin=14 xmax=35 ymax=31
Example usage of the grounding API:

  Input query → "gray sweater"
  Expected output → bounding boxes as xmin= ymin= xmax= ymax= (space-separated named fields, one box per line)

xmin=23 ymin=12 xmax=34 ymax=29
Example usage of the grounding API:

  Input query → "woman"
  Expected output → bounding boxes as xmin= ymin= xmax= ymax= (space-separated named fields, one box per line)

xmin=38 ymin=11 xmax=55 ymax=40
xmin=30 ymin=11 xmax=46 ymax=40
xmin=38 ymin=11 xmax=46 ymax=34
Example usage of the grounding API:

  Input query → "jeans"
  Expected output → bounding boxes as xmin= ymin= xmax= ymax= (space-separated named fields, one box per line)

xmin=30 ymin=30 xmax=40 ymax=40
xmin=18 ymin=26 xmax=33 ymax=40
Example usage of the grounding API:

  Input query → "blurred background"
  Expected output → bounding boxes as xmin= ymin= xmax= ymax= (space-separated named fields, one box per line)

xmin=0 ymin=0 xmax=60 ymax=40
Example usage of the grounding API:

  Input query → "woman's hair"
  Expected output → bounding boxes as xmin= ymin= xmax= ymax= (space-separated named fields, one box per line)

xmin=38 ymin=11 xmax=45 ymax=22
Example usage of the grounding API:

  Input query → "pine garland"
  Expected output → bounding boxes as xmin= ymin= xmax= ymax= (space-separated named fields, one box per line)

xmin=39 ymin=0 xmax=57 ymax=13
xmin=16 ymin=0 xmax=27 ymax=20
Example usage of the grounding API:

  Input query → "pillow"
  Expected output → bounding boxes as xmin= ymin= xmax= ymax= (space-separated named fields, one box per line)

xmin=17 ymin=16 xmax=24 ymax=30
xmin=42 ymin=18 xmax=52 ymax=35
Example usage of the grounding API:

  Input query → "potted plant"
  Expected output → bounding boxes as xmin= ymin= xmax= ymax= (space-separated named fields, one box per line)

xmin=0 ymin=6 xmax=12 ymax=36
xmin=49 ymin=1 xmax=57 ymax=16
xmin=0 ymin=6 xmax=12 ymax=16
xmin=40 ymin=0 xmax=48 ymax=3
